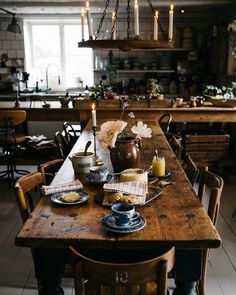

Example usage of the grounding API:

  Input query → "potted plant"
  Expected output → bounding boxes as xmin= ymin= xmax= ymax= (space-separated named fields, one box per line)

xmin=147 ymin=79 xmax=163 ymax=99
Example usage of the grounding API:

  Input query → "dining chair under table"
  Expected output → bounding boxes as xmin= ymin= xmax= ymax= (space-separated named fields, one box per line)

xmin=15 ymin=170 xmax=74 ymax=288
xmin=197 ymin=166 xmax=224 ymax=295
xmin=69 ymin=246 xmax=175 ymax=295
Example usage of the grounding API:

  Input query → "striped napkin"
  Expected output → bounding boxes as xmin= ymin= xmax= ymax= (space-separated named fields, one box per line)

xmin=103 ymin=181 xmax=148 ymax=196
xmin=41 ymin=179 xmax=83 ymax=195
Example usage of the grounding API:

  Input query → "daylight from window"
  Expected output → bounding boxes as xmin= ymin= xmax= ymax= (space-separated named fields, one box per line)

xmin=24 ymin=19 xmax=93 ymax=93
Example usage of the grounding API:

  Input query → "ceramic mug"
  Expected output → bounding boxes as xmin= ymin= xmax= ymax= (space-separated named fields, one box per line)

xmin=111 ymin=203 xmax=139 ymax=226
xmin=89 ymin=166 xmax=109 ymax=182
xmin=69 ymin=151 xmax=96 ymax=174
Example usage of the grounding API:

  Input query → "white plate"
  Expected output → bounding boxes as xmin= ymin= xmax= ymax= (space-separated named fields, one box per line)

xmin=50 ymin=190 xmax=89 ymax=205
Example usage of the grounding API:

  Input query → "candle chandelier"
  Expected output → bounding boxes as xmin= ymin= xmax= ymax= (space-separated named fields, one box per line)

xmin=78 ymin=0 xmax=174 ymax=51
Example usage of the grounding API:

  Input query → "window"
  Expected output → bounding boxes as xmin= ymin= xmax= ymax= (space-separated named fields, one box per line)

xmin=24 ymin=18 xmax=93 ymax=92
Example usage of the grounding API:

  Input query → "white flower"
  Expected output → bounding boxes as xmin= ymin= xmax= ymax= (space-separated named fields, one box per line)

xmin=227 ymin=20 xmax=236 ymax=32
xmin=98 ymin=120 xmax=127 ymax=149
xmin=131 ymin=121 xmax=152 ymax=139
xmin=128 ymin=112 xmax=135 ymax=119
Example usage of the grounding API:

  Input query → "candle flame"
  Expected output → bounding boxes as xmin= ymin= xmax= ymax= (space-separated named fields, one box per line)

xmin=135 ymin=0 xmax=138 ymax=6
xmin=112 ymin=11 xmax=115 ymax=18
xmin=155 ymin=11 xmax=159 ymax=18
xmin=170 ymin=4 xmax=174 ymax=11
xmin=81 ymin=8 xmax=84 ymax=14
xmin=86 ymin=1 xmax=89 ymax=9
xmin=92 ymin=103 xmax=95 ymax=110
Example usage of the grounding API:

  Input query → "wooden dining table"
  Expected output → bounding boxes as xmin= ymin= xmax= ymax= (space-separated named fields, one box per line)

xmin=15 ymin=119 xmax=221 ymax=294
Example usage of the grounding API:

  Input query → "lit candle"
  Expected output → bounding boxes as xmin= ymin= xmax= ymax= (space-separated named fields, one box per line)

xmin=134 ymin=0 xmax=139 ymax=37
xmin=91 ymin=103 xmax=96 ymax=126
xmin=168 ymin=4 xmax=174 ymax=41
xmin=154 ymin=10 xmax=159 ymax=40
xmin=112 ymin=11 xmax=116 ymax=40
xmin=86 ymin=1 xmax=92 ymax=39
xmin=81 ymin=8 xmax=85 ymax=41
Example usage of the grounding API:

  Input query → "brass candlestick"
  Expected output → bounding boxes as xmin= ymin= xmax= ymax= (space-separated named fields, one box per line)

xmin=92 ymin=125 xmax=97 ymax=156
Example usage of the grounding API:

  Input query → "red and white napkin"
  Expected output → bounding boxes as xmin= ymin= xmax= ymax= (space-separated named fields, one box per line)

xmin=41 ymin=179 xmax=83 ymax=195
xmin=103 ymin=181 xmax=148 ymax=196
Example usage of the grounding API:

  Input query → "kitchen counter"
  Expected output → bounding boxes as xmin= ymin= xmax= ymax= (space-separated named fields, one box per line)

xmin=1 ymin=99 xmax=236 ymax=123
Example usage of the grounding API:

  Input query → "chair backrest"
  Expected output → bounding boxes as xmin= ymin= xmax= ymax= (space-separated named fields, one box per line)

xmin=63 ymin=121 xmax=78 ymax=148
xmin=197 ymin=166 xmax=224 ymax=295
xmin=69 ymin=246 xmax=175 ymax=295
xmin=169 ymin=136 xmax=183 ymax=160
xmin=15 ymin=172 xmax=43 ymax=223
xmin=158 ymin=114 xmax=172 ymax=132
xmin=38 ymin=158 xmax=64 ymax=185
xmin=197 ymin=166 xmax=224 ymax=225
xmin=54 ymin=131 xmax=70 ymax=159
xmin=164 ymin=131 xmax=182 ymax=145
xmin=182 ymin=154 xmax=199 ymax=186
xmin=0 ymin=110 xmax=26 ymax=127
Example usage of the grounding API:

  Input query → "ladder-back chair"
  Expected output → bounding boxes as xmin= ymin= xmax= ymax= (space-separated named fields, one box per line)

xmin=197 ymin=166 xmax=224 ymax=295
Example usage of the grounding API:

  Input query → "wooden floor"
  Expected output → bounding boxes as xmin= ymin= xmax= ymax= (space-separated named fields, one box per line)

xmin=0 ymin=165 xmax=235 ymax=295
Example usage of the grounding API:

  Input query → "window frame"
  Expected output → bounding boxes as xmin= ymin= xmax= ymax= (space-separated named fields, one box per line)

xmin=24 ymin=17 xmax=94 ymax=90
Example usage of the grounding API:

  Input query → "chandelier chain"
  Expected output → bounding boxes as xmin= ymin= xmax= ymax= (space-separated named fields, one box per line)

xmin=95 ymin=0 xmax=110 ymax=40
xmin=147 ymin=0 xmax=164 ymax=32
xmin=146 ymin=0 xmax=155 ymax=13
xmin=127 ymin=0 xmax=131 ymax=39
xmin=111 ymin=0 xmax=119 ymax=39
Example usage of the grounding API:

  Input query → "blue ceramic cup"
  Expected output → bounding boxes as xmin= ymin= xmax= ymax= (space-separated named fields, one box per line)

xmin=89 ymin=166 xmax=109 ymax=182
xmin=111 ymin=203 xmax=139 ymax=226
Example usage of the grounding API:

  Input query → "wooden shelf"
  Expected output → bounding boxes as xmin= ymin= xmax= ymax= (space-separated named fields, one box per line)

xmin=94 ymin=69 xmax=175 ymax=74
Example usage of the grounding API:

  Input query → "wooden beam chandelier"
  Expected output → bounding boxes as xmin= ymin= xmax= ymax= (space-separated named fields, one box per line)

xmin=78 ymin=0 xmax=174 ymax=51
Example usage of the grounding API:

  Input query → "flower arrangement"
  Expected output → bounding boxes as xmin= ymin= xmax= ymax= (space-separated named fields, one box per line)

xmin=98 ymin=98 xmax=152 ymax=149
xmin=203 ymin=82 xmax=236 ymax=99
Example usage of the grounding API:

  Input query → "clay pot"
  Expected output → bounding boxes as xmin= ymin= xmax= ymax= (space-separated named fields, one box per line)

xmin=110 ymin=136 xmax=141 ymax=173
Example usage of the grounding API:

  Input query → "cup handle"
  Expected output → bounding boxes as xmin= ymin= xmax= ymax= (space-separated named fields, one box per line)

xmin=131 ymin=212 xmax=140 ymax=221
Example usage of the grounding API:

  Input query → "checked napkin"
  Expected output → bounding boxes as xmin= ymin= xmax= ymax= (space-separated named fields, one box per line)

xmin=41 ymin=179 xmax=83 ymax=195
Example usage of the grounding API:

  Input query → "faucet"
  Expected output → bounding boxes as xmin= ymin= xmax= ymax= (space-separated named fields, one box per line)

xmin=45 ymin=63 xmax=61 ymax=93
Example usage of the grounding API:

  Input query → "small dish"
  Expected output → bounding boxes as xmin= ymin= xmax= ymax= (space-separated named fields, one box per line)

xmin=85 ymin=173 xmax=113 ymax=185
xmin=101 ymin=214 xmax=146 ymax=233
xmin=51 ymin=190 xmax=89 ymax=205
xmin=148 ymin=171 xmax=171 ymax=178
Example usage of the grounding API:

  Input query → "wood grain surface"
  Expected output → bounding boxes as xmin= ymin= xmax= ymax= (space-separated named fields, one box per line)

xmin=15 ymin=120 xmax=221 ymax=250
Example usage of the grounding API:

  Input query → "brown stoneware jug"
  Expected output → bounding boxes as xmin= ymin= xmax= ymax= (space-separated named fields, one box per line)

xmin=110 ymin=136 xmax=141 ymax=173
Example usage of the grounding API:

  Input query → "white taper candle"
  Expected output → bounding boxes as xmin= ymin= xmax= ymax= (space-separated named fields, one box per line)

xmin=168 ymin=4 xmax=174 ymax=41
xmin=86 ymin=1 xmax=92 ymax=39
xmin=81 ymin=8 xmax=85 ymax=41
xmin=154 ymin=11 xmax=159 ymax=40
xmin=134 ymin=0 xmax=139 ymax=37
xmin=91 ymin=103 xmax=97 ymax=127
xmin=112 ymin=11 xmax=116 ymax=40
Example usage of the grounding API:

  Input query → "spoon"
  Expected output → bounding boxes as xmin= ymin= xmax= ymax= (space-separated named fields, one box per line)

xmin=84 ymin=140 xmax=92 ymax=156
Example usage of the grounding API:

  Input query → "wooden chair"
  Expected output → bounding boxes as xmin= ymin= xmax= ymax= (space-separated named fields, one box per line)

xmin=164 ymin=132 xmax=182 ymax=145
xmin=169 ymin=136 xmax=183 ymax=160
xmin=158 ymin=114 xmax=172 ymax=133
xmin=15 ymin=171 xmax=73 ymax=278
xmin=54 ymin=131 xmax=71 ymax=159
xmin=182 ymin=154 xmax=199 ymax=186
xmin=0 ymin=110 xmax=29 ymax=183
xmin=63 ymin=121 xmax=80 ymax=149
xmin=38 ymin=158 xmax=64 ymax=185
xmin=197 ymin=166 xmax=224 ymax=295
xmin=69 ymin=246 xmax=175 ymax=295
